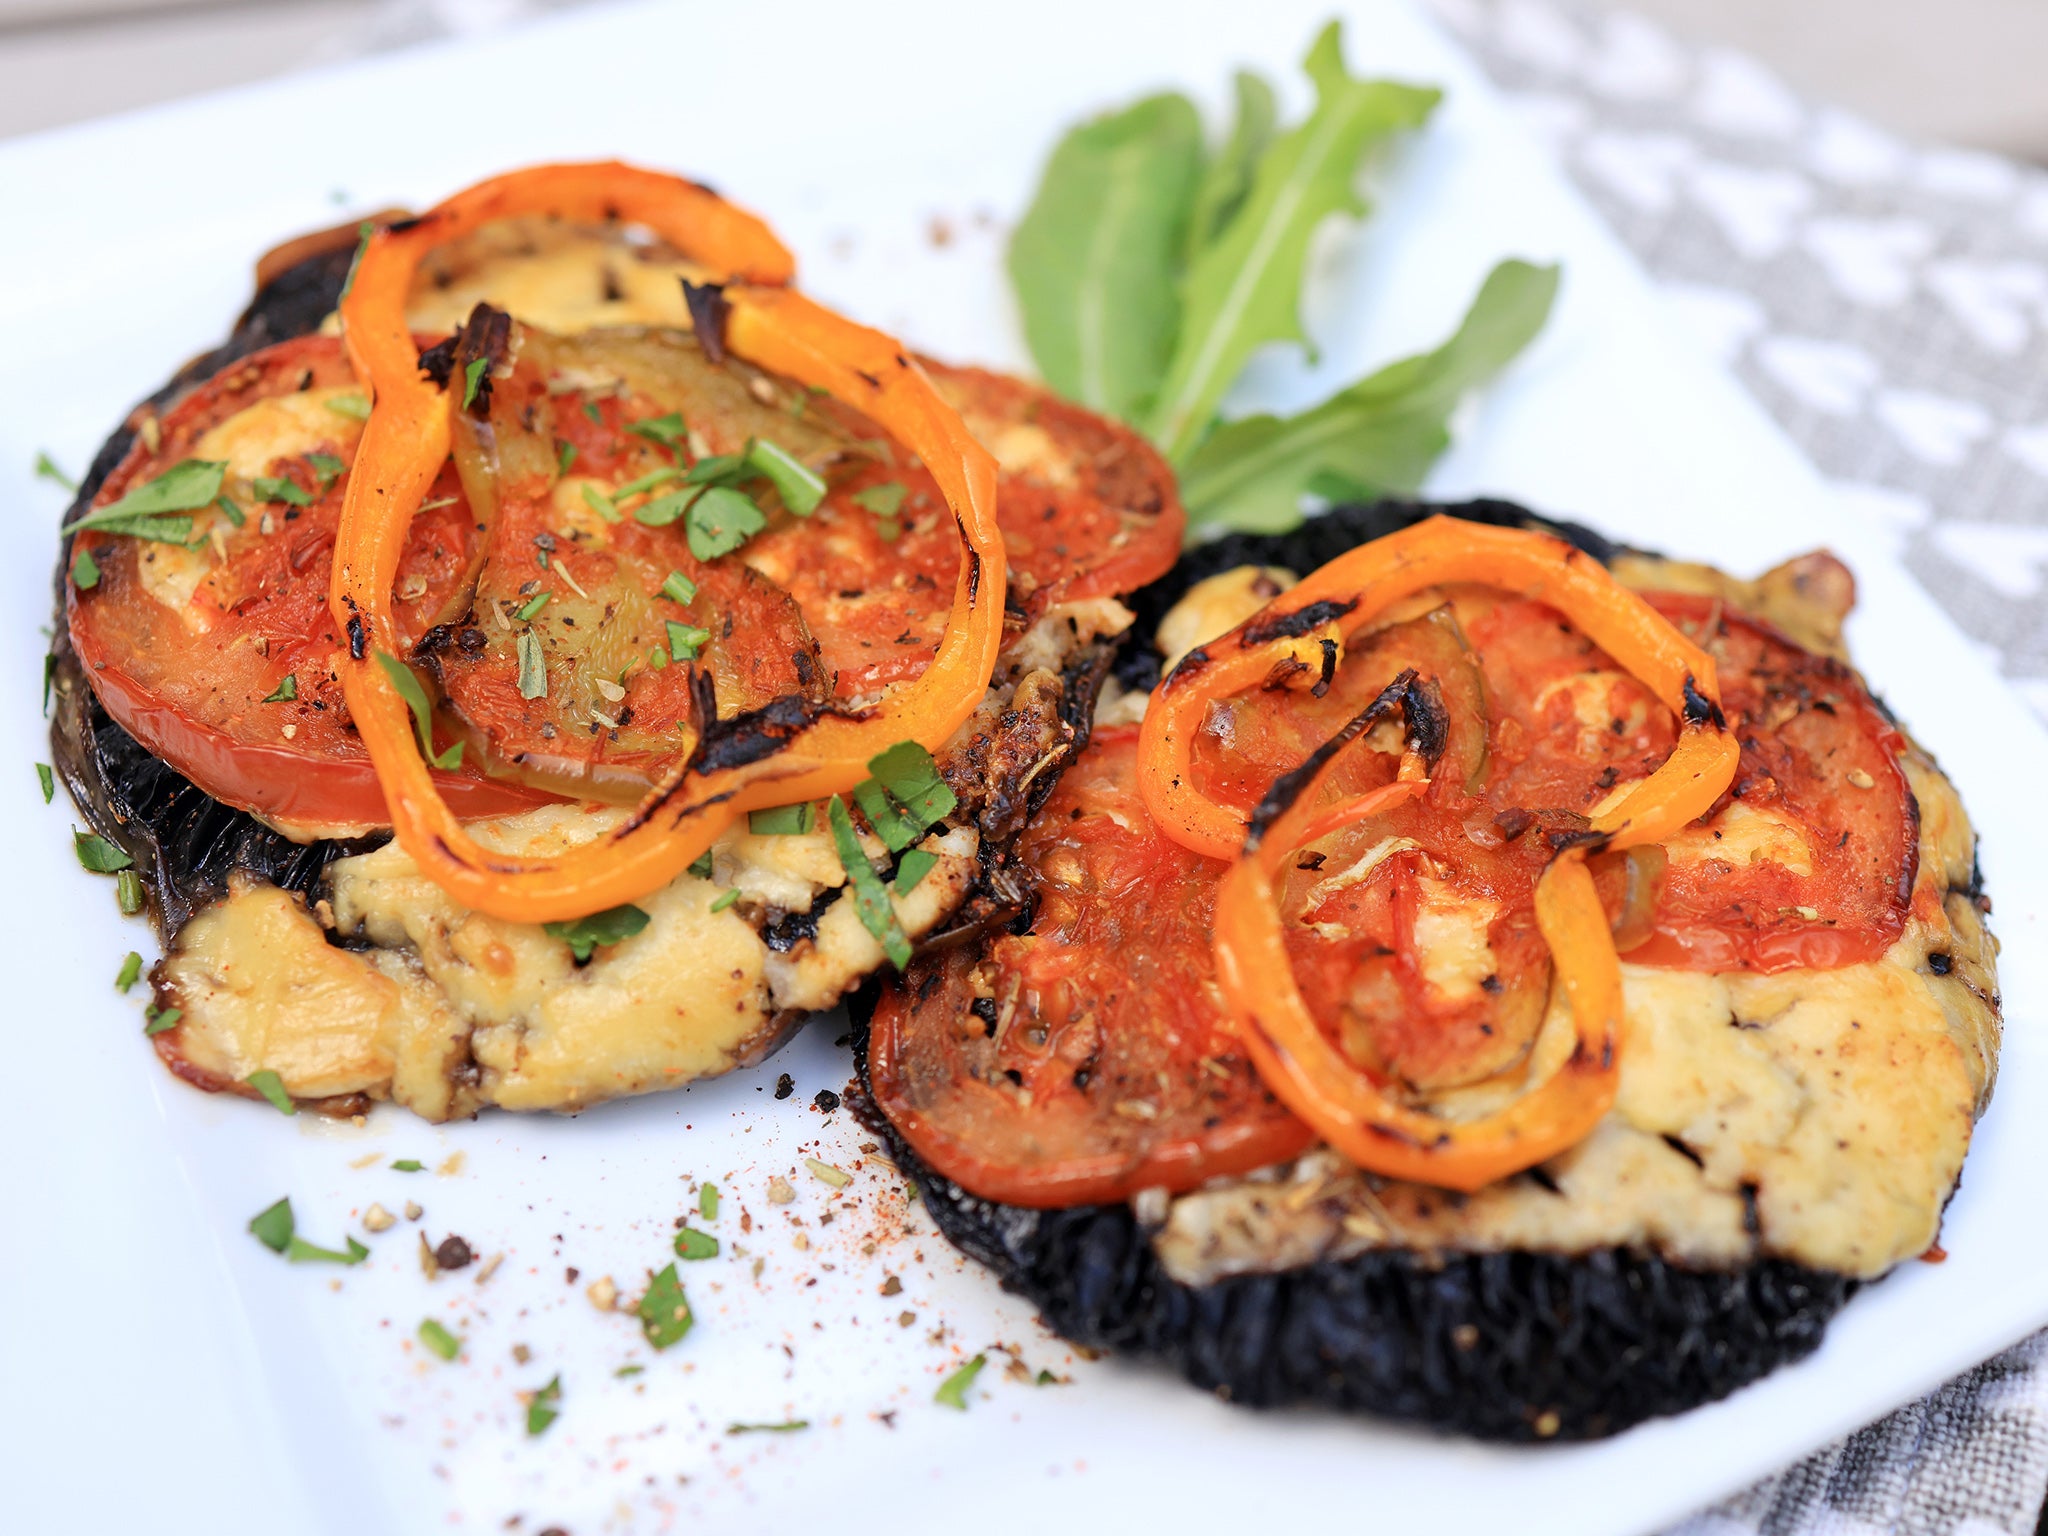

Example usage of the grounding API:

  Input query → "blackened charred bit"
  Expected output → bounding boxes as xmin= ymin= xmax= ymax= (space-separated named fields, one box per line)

xmin=1246 ymin=670 xmax=1417 ymax=851
xmin=1296 ymin=851 xmax=1327 ymax=871
xmin=413 ymin=624 xmax=457 ymax=658
xmin=1740 ymin=1181 xmax=1763 ymax=1239
xmin=454 ymin=302 xmax=512 ymax=419
xmin=763 ymin=893 xmax=833 ymax=953
xmin=1164 ymin=646 xmax=1210 ymax=686
xmin=457 ymin=626 xmax=488 ymax=654
xmin=774 ymin=1073 xmax=794 ymax=1100
xmin=434 ymin=1235 xmax=473 ymax=1271
xmin=1681 ymin=673 xmax=1728 ymax=730
xmin=681 ymin=280 xmax=730 ymax=364
xmin=385 ymin=214 xmax=426 ymax=235
xmin=347 ymin=613 xmax=367 ymax=660
xmin=855 ymin=368 xmax=882 ymax=390
xmin=1493 ymin=808 xmax=1536 ymax=841
xmin=1525 ymin=1165 xmax=1564 ymax=1195
xmin=1928 ymin=952 xmax=1954 ymax=976
xmin=792 ymin=649 xmax=816 ymax=686
xmin=965 ymin=549 xmax=982 ymax=605
xmin=1403 ymin=675 xmax=1449 ymax=768
xmin=1313 ymin=637 xmax=1338 ymax=699
xmin=417 ymin=335 xmax=458 ymax=388
xmin=1240 ymin=597 xmax=1360 ymax=649
xmin=1662 ymin=1134 xmax=1706 ymax=1170
xmin=970 ymin=997 xmax=1000 ymax=1038
xmin=1480 ymin=973 xmax=1504 ymax=995
xmin=1260 ymin=656 xmax=1312 ymax=692
xmin=813 ymin=1089 xmax=841 ymax=1113
xmin=1547 ymin=827 xmax=1610 ymax=855
xmin=689 ymin=694 xmax=818 ymax=775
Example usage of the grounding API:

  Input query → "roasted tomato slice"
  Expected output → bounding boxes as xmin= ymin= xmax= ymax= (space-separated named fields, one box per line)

xmin=65 ymin=335 xmax=550 ymax=831
xmin=868 ymin=726 xmax=1315 ymax=1208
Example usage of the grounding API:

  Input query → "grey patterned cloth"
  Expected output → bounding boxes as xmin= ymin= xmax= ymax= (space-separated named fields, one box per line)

xmin=1424 ymin=3 xmax=2048 ymax=1530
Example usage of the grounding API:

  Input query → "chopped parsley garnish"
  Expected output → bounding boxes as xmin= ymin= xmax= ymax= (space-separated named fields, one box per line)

xmin=72 ymin=548 xmax=100 ymax=590
xmin=893 ymin=848 xmax=938 ymax=895
xmin=326 ymin=393 xmax=371 ymax=421
xmin=34 ymin=451 xmax=77 ymax=493
xmin=116 ymin=869 xmax=144 ymax=915
xmin=556 ymin=440 xmax=578 ymax=475
xmin=648 ymin=645 xmax=669 ymax=670
xmin=744 ymin=438 xmax=826 ymax=517
xmin=116 ymin=951 xmax=143 ymax=993
xmin=307 ymin=453 xmax=347 ymax=491
xmin=61 ymin=459 xmax=225 ymax=543
xmin=827 ymin=795 xmax=912 ymax=968
xmin=673 ymin=1227 xmax=719 ymax=1260
xmin=1036 ymin=1370 xmax=1061 ymax=1385
xmin=851 ymin=740 xmax=957 ymax=852
xmin=514 ymin=591 xmax=552 ymax=622
xmin=665 ymin=620 xmax=709 ymax=661
xmin=36 ymin=763 xmax=53 ymax=804
xmin=660 ymin=570 xmax=698 ymax=606
xmin=582 ymin=400 xmax=604 ymax=425
xmin=688 ymin=852 xmax=715 ymax=879
xmin=249 ymin=1197 xmax=295 ymax=1253
xmin=852 ymin=481 xmax=907 ymax=517
xmin=544 ymin=903 xmax=651 ymax=961
xmin=261 ymin=674 xmax=298 ymax=703
xmin=685 ymin=486 xmax=766 ymax=560
xmin=461 ymin=357 xmax=489 ymax=411
xmin=633 ymin=487 xmax=699 ymax=528
xmin=613 ymin=465 xmax=681 ymax=500
xmin=215 ymin=493 xmax=246 ymax=527
xmin=288 ymin=1233 xmax=369 ymax=1265
xmin=934 ymin=1354 xmax=987 ymax=1410
xmin=392 ymin=1159 xmax=424 ymax=1172
xmin=247 ymin=1069 xmax=296 ymax=1115
xmin=700 ymin=1182 xmax=719 ymax=1221
xmin=74 ymin=829 xmax=133 ymax=874
xmin=638 ymin=1264 xmax=694 ymax=1350
xmin=375 ymin=652 xmax=463 ymax=769
xmin=727 ymin=1421 xmax=809 ymax=1435
xmin=526 ymin=1375 xmax=562 ymax=1436
xmin=748 ymin=802 xmax=815 ymax=836
xmin=143 ymin=1005 xmax=182 ymax=1036
xmin=683 ymin=452 xmax=746 ymax=485
xmin=615 ymin=1364 xmax=645 ymax=1379
xmin=581 ymin=483 xmax=621 ymax=523
xmin=515 ymin=630 xmax=547 ymax=700
xmin=708 ymin=889 xmax=740 ymax=913
xmin=627 ymin=412 xmax=687 ymax=452
xmin=252 ymin=475 xmax=312 ymax=508
xmin=418 ymin=1319 xmax=463 ymax=1362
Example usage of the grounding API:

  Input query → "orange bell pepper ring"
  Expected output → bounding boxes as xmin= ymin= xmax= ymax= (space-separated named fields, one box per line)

xmin=330 ymin=162 xmax=1006 ymax=923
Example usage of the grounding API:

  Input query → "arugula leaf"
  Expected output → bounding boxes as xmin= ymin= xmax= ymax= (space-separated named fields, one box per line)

xmin=526 ymin=1375 xmax=562 ymax=1436
xmin=1186 ymin=70 xmax=1278 ymax=259
xmin=743 ymin=439 xmax=826 ymax=517
xmin=1143 ymin=24 xmax=1440 ymax=462
xmin=673 ymin=1227 xmax=719 ymax=1260
xmin=61 ymin=459 xmax=225 ymax=542
xmin=249 ymin=1197 xmax=295 ymax=1253
xmin=638 ymin=1264 xmax=694 ymax=1350
xmin=247 ymin=1069 xmax=296 ymax=1115
xmin=826 ymin=796 xmax=911 ymax=968
xmin=74 ymin=829 xmax=133 ymax=874
xmin=374 ymin=652 xmax=463 ymax=769
xmin=544 ymin=904 xmax=650 ymax=961
xmin=1008 ymin=92 xmax=1205 ymax=420
xmin=418 ymin=1319 xmax=462 ymax=1362
xmin=686 ymin=486 xmax=766 ymax=560
xmin=934 ymin=1354 xmax=987 ymax=1410
xmin=1179 ymin=259 xmax=1559 ymax=531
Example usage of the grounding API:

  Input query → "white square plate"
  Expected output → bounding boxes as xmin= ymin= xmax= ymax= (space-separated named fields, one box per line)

xmin=2 ymin=3 xmax=2042 ymax=1533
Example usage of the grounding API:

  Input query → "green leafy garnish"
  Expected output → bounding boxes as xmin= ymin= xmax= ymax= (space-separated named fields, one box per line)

xmin=700 ymin=1182 xmax=719 ymax=1221
xmin=893 ymin=848 xmax=938 ymax=895
xmin=72 ymin=548 xmax=100 ymax=590
xmin=827 ymin=795 xmax=911 ymax=968
xmin=392 ymin=1159 xmax=424 ymax=1172
xmin=249 ymin=1197 xmax=295 ymax=1253
xmin=116 ymin=951 xmax=143 ymax=992
xmin=544 ymin=903 xmax=651 ymax=961
xmin=583 ymin=400 xmax=604 ymax=425
xmin=419 ymin=1319 xmax=462 ymax=1362
xmin=634 ymin=486 xmax=700 ymax=528
xmin=581 ymin=483 xmax=621 ymax=523
xmin=743 ymin=439 xmax=826 ymax=516
xmin=74 ymin=829 xmax=133 ymax=874
xmin=143 ymin=1005 xmax=182 ymax=1036
xmin=556 ymin=440 xmax=578 ymax=475
xmin=461 ymin=357 xmax=489 ymax=411
xmin=1186 ymin=70 xmax=1278 ymax=259
xmin=261 ymin=674 xmax=298 ymax=704
xmin=852 ymin=740 xmax=957 ymax=852
xmin=307 ymin=453 xmax=347 ymax=491
xmin=708 ymin=888 xmax=739 ymax=913
xmin=1009 ymin=93 xmax=1206 ymax=420
xmin=1036 ymin=1369 xmax=1062 ymax=1385
xmin=526 ymin=1374 xmax=563 ymax=1436
xmin=683 ymin=452 xmax=747 ymax=485
xmin=659 ymin=570 xmax=699 ymax=607
xmin=338 ymin=220 xmax=374 ymax=301
xmin=638 ymin=1264 xmax=694 ymax=1350
xmin=515 ymin=629 xmax=547 ymax=700
xmin=514 ymin=591 xmax=551 ymax=622
xmin=287 ymin=1233 xmax=369 ymax=1265
xmin=1179 ymin=260 xmax=1558 ymax=531
xmin=665 ymin=620 xmax=709 ymax=661
xmin=327 ymin=393 xmax=371 ymax=421
xmin=614 ymin=465 xmax=681 ymax=500
xmin=117 ymin=869 xmax=144 ymax=915
xmin=36 ymin=763 xmax=54 ymax=804
xmin=615 ymin=1364 xmax=645 ymax=1378
xmin=252 ymin=475 xmax=313 ymax=508
xmin=247 ymin=1069 xmax=296 ymax=1115
xmin=727 ymin=1420 xmax=809 ymax=1434
xmin=35 ymin=451 xmax=78 ymax=493
xmin=374 ymin=652 xmax=463 ymax=769
xmin=686 ymin=486 xmax=766 ymax=560
xmin=674 ymin=1227 xmax=720 ymax=1260
xmin=934 ymin=1354 xmax=987 ymax=1410
xmin=627 ymin=412 xmax=687 ymax=451
xmin=688 ymin=852 xmax=715 ymax=879
xmin=748 ymin=802 xmax=815 ymax=836
xmin=215 ymin=493 xmax=246 ymax=528
xmin=850 ymin=480 xmax=907 ymax=518
xmin=61 ymin=459 xmax=225 ymax=542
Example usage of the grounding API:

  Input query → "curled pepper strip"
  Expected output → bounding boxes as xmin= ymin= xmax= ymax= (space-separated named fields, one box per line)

xmin=331 ymin=162 xmax=1004 ymax=923
xmin=1138 ymin=515 xmax=1738 ymax=860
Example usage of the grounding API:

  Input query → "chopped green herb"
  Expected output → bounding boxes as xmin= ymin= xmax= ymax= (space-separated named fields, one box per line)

xmin=261 ymin=674 xmax=298 ymax=704
xmin=873 ymin=517 xmax=902 ymax=543
xmin=852 ymin=740 xmax=957 ymax=851
xmin=633 ymin=486 xmax=700 ymax=528
xmin=700 ymin=1182 xmax=720 ymax=1221
xmin=338 ymin=220 xmax=374 ymax=302
xmin=627 ymin=412 xmax=687 ymax=451
xmin=419 ymin=1319 xmax=462 ymax=1362
xmin=648 ymin=645 xmax=670 ymax=669
xmin=851 ymin=480 xmax=907 ymax=517
xmin=726 ymin=1420 xmax=809 ymax=1435
xmin=748 ymin=802 xmax=815 ymax=836
xmin=709 ymin=889 xmax=740 ymax=913
xmin=374 ymin=652 xmax=463 ymax=769
xmin=688 ymin=852 xmax=715 ymax=879
xmin=514 ymin=591 xmax=552 ymax=622
xmin=827 ymin=795 xmax=912 ymax=968
xmin=685 ymin=486 xmax=766 ymax=560
xmin=526 ymin=1375 xmax=563 ymax=1436
xmin=116 ymin=952 xmax=143 ymax=993
xmin=674 ymin=1227 xmax=719 ymax=1260
xmin=804 ymin=1158 xmax=851 ymax=1188
xmin=143 ymin=1005 xmax=182 ymax=1036
xmin=614 ymin=465 xmax=681 ymax=501
xmin=72 ymin=547 xmax=100 ymax=590
xmin=1036 ymin=1369 xmax=1062 ymax=1385
xmin=307 ymin=453 xmax=347 ymax=491
xmin=327 ymin=393 xmax=372 ymax=422
xmin=516 ymin=630 xmax=547 ymax=700
xmin=252 ymin=475 xmax=313 ymax=508
xmin=61 ymin=459 xmax=225 ymax=542
xmin=116 ymin=868 xmax=144 ymax=915
xmin=893 ymin=848 xmax=938 ymax=895
xmin=615 ymin=1364 xmax=645 ymax=1378
xmin=683 ymin=452 xmax=746 ymax=485
xmin=637 ymin=1264 xmax=694 ymax=1350
xmin=249 ymin=1197 xmax=295 ymax=1253
xmin=544 ymin=903 xmax=651 ymax=961
xmin=665 ymin=620 xmax=709 ymax=661
xmin=43 ymin=653 xmax=55 ymax=716
xmin=392 ymin=1159 xmax=424 ymax=1172
xmin=461 ymin=357 xmax=489 ymax=411
xmin=247 ymin=1069 xmax=296 ymax=1115
xmin=580 ymin=483 xmax=621 ymax=523
xmin=287 ymin=1233 xmax=369 ymax=1265
xmin=660 ymin=570 xmax=699 ymax=607
xmin=934 ymin=1354 xmax=987 ymax=1410
xmin=74 ymin=829 xmax=133 ymax=874
xmin=34 ymin=451 xmax=77 ymax=493
xmin=743 ymin=438 xmax=826 ymax=516
xmin=215 ymin=493 xmax=246 ymax=527
xmin=582 ymin=400 xmax=604 ymax=425
xmin=36 ymin=763 xmax=54 ymax=804
xmin=556 ymin=440 xmax=578 ymax=475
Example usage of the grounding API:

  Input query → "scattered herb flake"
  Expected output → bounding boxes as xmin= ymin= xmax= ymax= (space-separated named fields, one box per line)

xmin=72 ymin=547 xmax=100 ymax=590
xmin=638 ymin=1264 xmax=694 ymax=1350
xmin=708 ymin=889 xmax=740 ymax=913
xmin=648 ymin=644 xmax=670 ymax=670
xmin=934 ymin=1354 xmax=988 ymax=1410
xmin=700 ymin=1183 xmax=720 ymax=1221
xmin=34 ymin=450 xmax=77 ymax=493
xmin=514 ymin=591 xmax=551 ymax=622
xmin=375 ymin=652 xmax=463 ymax=769
xmin=515 ymin=629 xmax=547 ymax=700
xmin=615 ymin=1364 xmax=644 ymax=1378
xmin=261 ymin=674 xmax=298 ymax=704
xmin=544 ymin=904 xmax=651 ymax=962
xmin=326 ymin=393 xmax=371 ymax=421
xmin=1036 ymin=1369 xmax=1062 ymax=1385
xmin=215 ymin=493 xmax=246 ymax=527
xmin=727 ymin=1420 xmax=809 ymax=1435
xmin=659 ymin=570 xmax=699 ymax=606
xmin=683 ymin=452 xmax=747 ymax=486
xmin=827 ymin=795 xmax=912 ymax=968
xmin=307 ymin=452 xmax=347 ymax=491
xmin=115 ymin=951 xmax=143 ymax=993
xmin=893 ymin=847 xmax=938 ymax=894
xmin=665 ymin=620 xmax=709 ymax=661
xmin=804 ymin=1158 xmax=851 ymax=1189
xmin=247 ymin=1069 xmax=296 ymax=1115
xmin=582 ymin=399 xmax=604 ymax=424
xmin=116 ymin=868 xmax=144 ymax=915
xmin=249 ymin=1197 xmax=294 ymax=1253
xmin=252 ymin=475 xmax=313 ymax=508
xmin=338 ymin=220 xmax=374 ymax=301
xmin=143 ymin=1005 xmax=182 ymax=1036
xmin=851 ymin=480 xmax=907 ymax=517
xmin=461 ymin=356 xmax=489 ymax=411
xmin=688 ymin=852 xmax=715 ymax=879
xmin=419 ymin=1319 xmax=463 ymax=1362
xmin=36 ymin=763 xmax=53 ymax=804
xmin=748 ymin=802 xmax=815 ymax=836
xmin=674 ymin=1227 xmax=720 ymax=1260
xmin=556 ymin=440 xmax=578 ymax=475
xmin=633 ymin=486 xmax=700 ymax=528
xmin=685 ymin=485 xmax=767 ymax=560
xmin=74 ymin=829 xmax=133 ymax=874
xmin=627 ymin=412 xmax=687 ymax=451
xmin=392 ymin=1159 xmax=425 ymax=1172
xmin=287 ymin=1233 xmax=369 ymax=1265
xmin=869 ymin=740 xmax=957 ymax=826
xmin=526 ymin=1375 xmax=563 ymax=1436
xmin=580 ymin=483 xmax=621 ymax=523
xmin=614 ymin=465 xmax=681 ymax=501
xmin=744 ymin=438 xmax=826 ymax=517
